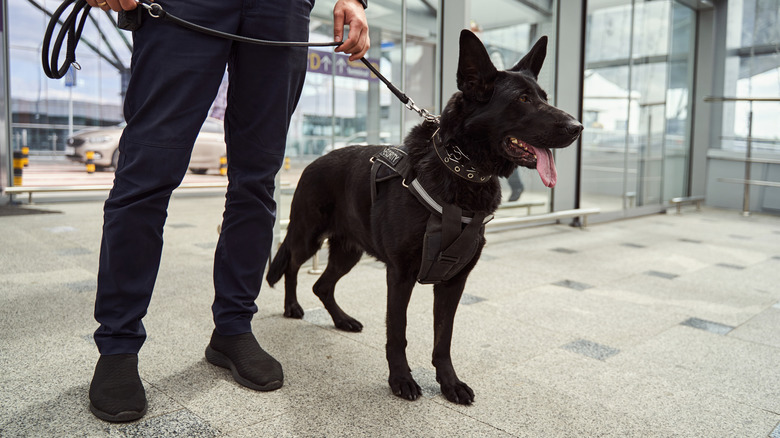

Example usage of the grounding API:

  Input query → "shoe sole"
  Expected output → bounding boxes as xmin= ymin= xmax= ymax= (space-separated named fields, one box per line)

xmin=205 ymin=346 xmax=283 ymax=392
xmin=89 ymin=402 xmax=147 ymax=423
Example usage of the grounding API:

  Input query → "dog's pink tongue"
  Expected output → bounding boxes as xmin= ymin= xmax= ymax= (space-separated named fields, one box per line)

xmin=535 ymin=147 xmax=557 ymax=188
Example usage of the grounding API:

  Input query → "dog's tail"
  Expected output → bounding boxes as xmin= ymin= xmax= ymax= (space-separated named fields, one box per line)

xmin=266 ymin=240 xmax=290 ymax=288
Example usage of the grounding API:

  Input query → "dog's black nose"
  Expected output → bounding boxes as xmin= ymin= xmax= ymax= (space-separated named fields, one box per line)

xmin=566 ymin=122 xmax=584 ymax=137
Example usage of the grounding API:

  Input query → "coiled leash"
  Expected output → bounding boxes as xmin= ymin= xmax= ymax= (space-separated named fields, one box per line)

xmin=41 ymin=0 xmax=439 ymax=123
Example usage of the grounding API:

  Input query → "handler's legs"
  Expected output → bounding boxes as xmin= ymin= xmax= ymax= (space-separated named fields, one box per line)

xmin=90 ymin=1 xmax=238 ymax=422
xmin=205 ymin=0 xmax=312 ymax=391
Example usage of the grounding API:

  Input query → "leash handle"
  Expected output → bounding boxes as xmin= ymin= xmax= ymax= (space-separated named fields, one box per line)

xmin=42 ymin=0 xmax=90 ymax=79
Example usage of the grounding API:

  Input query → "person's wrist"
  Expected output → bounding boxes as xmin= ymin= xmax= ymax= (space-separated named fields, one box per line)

xmin=356 ymin=0 xmax=367 ymax=9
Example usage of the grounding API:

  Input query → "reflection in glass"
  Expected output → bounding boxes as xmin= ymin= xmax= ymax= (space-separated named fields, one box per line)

xmin=582 ymin=0 xmax=695 ymax=214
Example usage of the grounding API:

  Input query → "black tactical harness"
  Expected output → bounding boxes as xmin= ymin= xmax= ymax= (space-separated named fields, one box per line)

xmin=370 ymin=144 xmax=494 ymax=284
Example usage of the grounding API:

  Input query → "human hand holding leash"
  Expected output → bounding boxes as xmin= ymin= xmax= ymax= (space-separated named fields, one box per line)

xmin=333 ymin=0 xmax=370 ymax=61
xmin=85 ymin=0 xmax=138 ymax=12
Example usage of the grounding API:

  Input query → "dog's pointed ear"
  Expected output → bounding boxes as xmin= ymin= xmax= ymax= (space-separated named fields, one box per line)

xmin=457 ymin=29 xmax=497 ymax=102
xmin=510 ymin=36 xmax=548 ymax=79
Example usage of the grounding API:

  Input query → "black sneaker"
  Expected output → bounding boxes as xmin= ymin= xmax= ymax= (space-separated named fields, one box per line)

xmin=89 ymin=354 xmax=147 ymax=422
xmin=205 ymin=330 xmax=283 ymax=391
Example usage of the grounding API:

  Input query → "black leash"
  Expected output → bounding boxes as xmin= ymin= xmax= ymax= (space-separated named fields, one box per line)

xmin=136 ymin=0 xmax=342 ymax=48
xmin=42 ymin=0 xmax=439 ymax=123
xmin=42 ymin=0 xmax=91 ymax=80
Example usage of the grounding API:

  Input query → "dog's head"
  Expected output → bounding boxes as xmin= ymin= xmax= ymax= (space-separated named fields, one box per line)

xmin=442 ymin=30 xmax=583 ymax=188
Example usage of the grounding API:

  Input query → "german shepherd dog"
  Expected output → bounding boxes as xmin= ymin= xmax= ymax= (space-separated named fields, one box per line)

xmin=267 ymin=30 xmax=582 ymax=404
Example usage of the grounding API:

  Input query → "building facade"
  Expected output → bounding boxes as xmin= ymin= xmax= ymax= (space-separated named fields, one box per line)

xmin=1 ymin=0 xmax=779 ymax=217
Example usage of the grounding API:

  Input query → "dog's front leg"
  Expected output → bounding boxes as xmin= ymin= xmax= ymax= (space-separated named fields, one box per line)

xmin=432 ymin=280 xmax=474 ymax=405
xmin=385 ymin=267 xmax=421 ymax=401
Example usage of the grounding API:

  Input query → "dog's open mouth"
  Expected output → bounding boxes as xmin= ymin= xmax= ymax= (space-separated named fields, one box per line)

xmin=505 ymin=137 xmax=558 ymax=188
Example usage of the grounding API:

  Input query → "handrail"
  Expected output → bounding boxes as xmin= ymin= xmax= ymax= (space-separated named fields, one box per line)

xmin=717 ymin=178 xmax=780 ymax=188
xmin=710 ymin=156 xmax=780 ymax=165
xmin=704 ymin=96 xmax=780 ymax=102
xmin=703 ymin=96 xmax=780 ymax=216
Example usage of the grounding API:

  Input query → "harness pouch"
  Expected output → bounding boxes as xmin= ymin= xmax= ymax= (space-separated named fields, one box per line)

xmin=369 ymin=146 xmax=488 ymax=285
xmin=417 ymin=204 xmax=485 ymax=284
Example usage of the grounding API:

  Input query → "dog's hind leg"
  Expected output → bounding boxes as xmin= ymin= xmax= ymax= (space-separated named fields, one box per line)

xmin=277 ymin=230 xmax=325 ymax=319
xmin=431 ymin=279 xmax=474 ymax=405
xmin=313 ymin=236 xmax=364 ymax=332
xmin=385 ymin=266 xmax=422 ymax=401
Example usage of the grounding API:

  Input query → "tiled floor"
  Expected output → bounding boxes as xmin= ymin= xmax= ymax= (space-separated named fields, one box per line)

xmin=1 ymin=193 xmax=779 ymax=437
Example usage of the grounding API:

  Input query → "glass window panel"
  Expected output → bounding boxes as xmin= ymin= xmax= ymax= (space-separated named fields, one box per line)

xmin=719 ymin=0 xmax=780 ymax=154
xmin=583 ymin=0 xmax=695 ymax=214
xmin=631 ymin=1 xmax=670 ymax=59
xmin=585 ymin=2 xmax=632 ymax=64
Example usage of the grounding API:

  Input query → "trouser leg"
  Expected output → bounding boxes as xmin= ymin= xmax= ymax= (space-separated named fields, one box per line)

xmin=212 ymin=0 xmax=312 ymax=335
xmin=94 ymin=0 xmax=240 ymax=355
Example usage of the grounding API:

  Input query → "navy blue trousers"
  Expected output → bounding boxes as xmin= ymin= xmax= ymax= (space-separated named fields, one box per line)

xmin=94 ymin=0 xmax=313 ymax=355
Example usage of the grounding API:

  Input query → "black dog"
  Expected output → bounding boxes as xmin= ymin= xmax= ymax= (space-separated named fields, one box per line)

xmin=267 ymin=30 xmax=582 ymax=404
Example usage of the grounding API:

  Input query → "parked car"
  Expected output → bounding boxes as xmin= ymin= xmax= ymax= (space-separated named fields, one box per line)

xmin=321 ymin=131 xmax=392 ymax=155
xmin=65 ymin=118 xmax=227 ymax=174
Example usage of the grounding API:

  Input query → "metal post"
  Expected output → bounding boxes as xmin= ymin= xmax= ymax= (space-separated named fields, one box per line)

xmin=742 ymin=103 xmax=753 ymax=216
xmin=400 ymin=0 xmax=407 ymax=140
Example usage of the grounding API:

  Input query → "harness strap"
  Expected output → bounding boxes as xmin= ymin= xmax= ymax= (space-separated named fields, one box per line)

xmin=371 ymin=146 xmax=494 ymax=225
xmin=370 ymin=145 xmax=491 ymax=284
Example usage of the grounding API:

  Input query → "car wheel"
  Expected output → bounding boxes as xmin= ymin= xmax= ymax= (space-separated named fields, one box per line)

xmin=189 ymin=168 xmax=208 ymax=175
xmin=111 ymin=149 xmax=120 ymax=170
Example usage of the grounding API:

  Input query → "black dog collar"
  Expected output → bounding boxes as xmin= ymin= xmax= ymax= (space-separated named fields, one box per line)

xmin=432 ymin=130 xmax=492 ymax=183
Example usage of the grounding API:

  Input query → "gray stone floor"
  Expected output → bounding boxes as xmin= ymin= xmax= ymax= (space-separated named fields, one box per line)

xmin=1 ymin=192 xmax=780 ymax=437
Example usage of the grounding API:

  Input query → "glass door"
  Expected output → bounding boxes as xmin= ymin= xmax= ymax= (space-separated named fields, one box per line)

xmin=582 ymin=0 xmax=695 ymax=217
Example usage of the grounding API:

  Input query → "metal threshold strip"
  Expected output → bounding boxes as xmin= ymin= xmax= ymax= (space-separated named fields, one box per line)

xmin=4 ymin=181 xmax=228 ymax=203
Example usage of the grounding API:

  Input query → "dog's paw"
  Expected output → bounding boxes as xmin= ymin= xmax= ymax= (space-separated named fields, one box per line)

xmin=334 ymin=317 xmax=363 ymax=332
xmin=440 ymin=380 xmax=475 ymax=405
xmin=284 ymin=302 xmax=304 ymax=319
xmin=389 ymin=376 xmax=422 ymax=401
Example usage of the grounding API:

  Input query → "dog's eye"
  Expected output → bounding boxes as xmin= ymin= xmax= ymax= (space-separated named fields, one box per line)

xmin=519 ymin=95 xmax=530 ymax=103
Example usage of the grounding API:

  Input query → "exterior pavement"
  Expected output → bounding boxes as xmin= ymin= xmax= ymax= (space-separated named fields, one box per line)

xmin=1 ymin=189 xmax=779 ymax=437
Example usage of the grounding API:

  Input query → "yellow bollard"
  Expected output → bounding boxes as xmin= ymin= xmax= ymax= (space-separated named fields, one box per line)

xmin=85 ymin=150 xmax=95 ymax=174
xmin=12 ymin=151 xmax=23 ymax=186
xmin=284 ymin=156 xmax=291 ymax=171
xmin=21 ymin=146 xmax=29 ymax=167
xmin=219 ymin=155 xmax=228 ymax=176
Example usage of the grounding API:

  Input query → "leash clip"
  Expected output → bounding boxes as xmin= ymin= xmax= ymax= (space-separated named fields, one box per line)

xmin=405 ymin=97 xmax=440 ymax=125
xmin=139 ymin=1 xmax=163 ymax=18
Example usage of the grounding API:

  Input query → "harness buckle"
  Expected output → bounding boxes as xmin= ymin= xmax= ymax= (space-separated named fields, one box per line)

xmin=437 ymin=253 xmax=459 ymax=264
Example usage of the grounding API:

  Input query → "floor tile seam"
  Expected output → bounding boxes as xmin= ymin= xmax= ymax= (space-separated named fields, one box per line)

xmin=726 ymin=325 xmax=780 ymax=352
xmin=293 ymin=316 xmax=387 ymax=355
xmin=138 ymin=380 xmax=226 ymax=434
xmin=611 ymin=329 xmax=780 ymax=400
xmin=212 ymin=410 xmax=291 ymax=436
xmin=141 ymin=379 xmax=191 ymax=413
xmin=709 ymin=393 xmax=780 ymax=422
xmin=508 ymin=374 xmax=681 ymax=436
xmin=428 ymin=397 xmax=521 ymax=438
xmin=519 ymin=363 xmax=772 ymax=433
